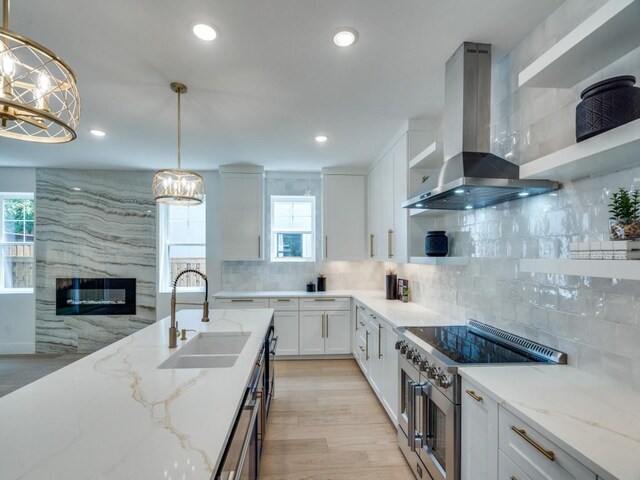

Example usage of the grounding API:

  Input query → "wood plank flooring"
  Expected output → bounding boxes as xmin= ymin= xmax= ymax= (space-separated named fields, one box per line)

xmin=0 ymin=354 xmax=86 ymax=397
xmin=260 ymin=359 xmax=414 ymax=480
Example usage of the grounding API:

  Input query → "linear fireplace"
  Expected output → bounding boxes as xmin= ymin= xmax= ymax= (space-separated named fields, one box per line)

xmin=56 ymin=278 xmax=136 ymax=315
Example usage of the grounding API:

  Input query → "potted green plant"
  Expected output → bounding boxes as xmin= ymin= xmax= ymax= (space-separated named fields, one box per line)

xmin=401 ymin=286 xmax=410 ymax=303
xmin=608 ymin=188 xmax=640 ymax=240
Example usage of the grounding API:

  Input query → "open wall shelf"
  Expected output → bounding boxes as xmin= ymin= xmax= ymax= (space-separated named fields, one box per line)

xmin=518 ymin=0 xmax=640 ymax=88
xmin=410 ymin=256 xmax=469 ymax=266
xmin=520 ymin=258 xmax=640 ymax=281
xmin=409 ymin=142 xmax=442 ymax=169
xmin=520 ymin=118 xmax=640 ymax=181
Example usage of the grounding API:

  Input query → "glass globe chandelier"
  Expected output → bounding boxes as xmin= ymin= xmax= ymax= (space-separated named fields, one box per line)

xmin=152 ymin=82 xmax=205 ymax=206
xmin=0 ymin=0 xmax=80 ymax=143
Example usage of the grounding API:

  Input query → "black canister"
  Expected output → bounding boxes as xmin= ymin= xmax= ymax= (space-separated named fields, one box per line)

xmin=425 ymin=231 xmax=448 ymax=257
xmin=317 ymin=276 xmax=326 ymax=292
xmin=576 ymin=75 xmax=640 ymax=142
xmin=385 ymin=274 xmax=397 ymax=300
xmin=306 ymin=282 xmax=316 ymax=292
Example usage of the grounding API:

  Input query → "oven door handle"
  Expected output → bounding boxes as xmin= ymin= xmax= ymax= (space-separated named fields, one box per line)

xmin=269 ymin=336 xmax=279 ymax=355
xmin=407 ymin=379 xmax=415 ymax=451
xmin=413 ymin=383 xmax=426 ymax=450
xmin=229 ymin=399 xmax=261 ymax=480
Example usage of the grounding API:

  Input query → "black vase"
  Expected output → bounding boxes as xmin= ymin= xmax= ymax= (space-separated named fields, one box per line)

xmin=425 ymin=231 xmax=448 ymax=257
xmin=576 ymin=75 xmax=640 ymax=143
xmin=317 ymin=277 xmax=326 ymax=292
xmin=385 ymin=274 xmax=397 ymax=300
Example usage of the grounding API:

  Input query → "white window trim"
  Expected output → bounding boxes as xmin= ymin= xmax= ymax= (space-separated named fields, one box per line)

xmin=158 ymin=203 xmax=206 ymax=294
xmin=270 ymin=195 xmax=316 ymax=263
xmin=0 ymin=193 xmax=35 ymax=293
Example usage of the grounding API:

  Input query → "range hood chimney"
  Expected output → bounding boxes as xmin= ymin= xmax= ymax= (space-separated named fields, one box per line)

xmin=403 ymin=42 xmax=558 ymax=211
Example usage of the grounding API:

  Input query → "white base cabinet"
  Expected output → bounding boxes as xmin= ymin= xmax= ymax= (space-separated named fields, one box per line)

xmin=461 ymin=379 xmax=498 ymax=480
xmin=272 ymin=310 xmax=299 ymax=356
xmin=462 ymin=377 xmax=597 ymax=480
xmin=353 ymin=302 xmax=398 ymax=425
xmin=299 ymin=310 xmax=351 ymax=355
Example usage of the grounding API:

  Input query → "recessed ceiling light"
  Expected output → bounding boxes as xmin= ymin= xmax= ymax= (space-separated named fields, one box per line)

xmin=72 ymin=187 xmax=82 ymax=191
xmin=193 ymin=23 xmax=217 ymax=41
xmin=90 ymin=129 xmax=106 ymax=137
xmin=333 ymin=28 xmax=358 ymax=47
xmin=315 ymin=135 xmax=328 ymax=143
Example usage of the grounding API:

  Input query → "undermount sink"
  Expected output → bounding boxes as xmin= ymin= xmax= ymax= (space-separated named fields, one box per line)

xmin=158 ymin=332 xmax=251 ymax=370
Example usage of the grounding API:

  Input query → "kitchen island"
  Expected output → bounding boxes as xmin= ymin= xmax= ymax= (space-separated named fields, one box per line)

xmin=0 ymin=308 xmax=274 ymax=480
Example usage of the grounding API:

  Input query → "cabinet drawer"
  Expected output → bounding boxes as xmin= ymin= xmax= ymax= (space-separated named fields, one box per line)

xmin=300 ymin=297 xmax=350 ymax=311
xmin=499 ymin=407 xmax=596 ymax=480
xmin=215 ymin=298 xmax=270 ymax=309
xmin=269 ymin=298 xmax=299 ymax=311
xmin=499 ymin=451 xmax=532 ymax=480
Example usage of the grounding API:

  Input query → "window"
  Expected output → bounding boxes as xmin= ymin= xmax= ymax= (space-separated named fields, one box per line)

xmin=0 ymin=194 xmax=34 ymax=291
xmin=270 ymin=195 xmax=315 ymax=262
xmin=159 ymin=200 xmax=206 ymax=292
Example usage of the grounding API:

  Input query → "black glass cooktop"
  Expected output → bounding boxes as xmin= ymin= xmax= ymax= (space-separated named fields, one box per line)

xmin=405 ymin=325 xmax=550 ymax=364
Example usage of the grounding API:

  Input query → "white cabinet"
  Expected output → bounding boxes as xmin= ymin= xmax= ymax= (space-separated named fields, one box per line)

xmin=272 ymin=310 xmax=299 ymax=356
xmin=461 ymin=379 xmax=499 ymax=480
xmin=368 ymin=317 xmax=383 ymax=396
xmin=325 ymin=311 xmax=351 ymax=354
xmin=299 ymin=297 xmax=351 ymax=355
xmin=219 ymin=166 xmax=264 ymax=261
xmin=214 ymin=298 xmax=270 ymax=309
xmin=367 ymin=166 xmax=382 ymax=259
xmin=498 ymin=407 xmax=596 ymax=480
xmin=499 ymin=451 xmax=532 ymax=480
xmin=299 ymin=311 xmax=325 ymax=355
xmin=322 ymin=173 xmax=366 ymax=261
xmin=381 ymin=150 xmax=395 ymax=261
xmin=381 ymin=324 xmax=398 ymax=424
xmin=392 ymin=137 xmax=408 ymax=262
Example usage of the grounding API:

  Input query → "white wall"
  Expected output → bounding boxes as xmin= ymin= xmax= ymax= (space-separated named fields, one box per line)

xmin=0 ymin=168 xmax=36 ymax=353
xmin=156 ymin=171 xmax=221 ymax=320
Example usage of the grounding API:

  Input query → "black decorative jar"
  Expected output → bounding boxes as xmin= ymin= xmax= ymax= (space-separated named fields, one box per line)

xmin=576 ymin=75 xmax=640 ymax=143
xmin=425 ymin=231 xmax=448 ymax=257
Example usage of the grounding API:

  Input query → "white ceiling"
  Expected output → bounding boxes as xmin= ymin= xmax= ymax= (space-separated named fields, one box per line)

xmin=1 ymin=0 xmax=563 ymax=171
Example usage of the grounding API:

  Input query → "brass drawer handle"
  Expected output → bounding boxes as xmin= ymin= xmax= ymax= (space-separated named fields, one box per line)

xmin=465 ymin=389 xmax=483 ymax=402
xmin=378 ymin=324 xmax=382 ymax=359
xmin=511 ymin=476 xmax=518 ymax=480
xmin=313 ymin=298 xmax=336 ymax=302
xmin=387 ymin=228 xmax=394 ymax=258
xmin=276 ymin=299 xmax=291 ymax=302
xmin=231 ymin=299 xmax=254 ymax=303
xmin=511 ymin=426 xmax=555 ymax=461
xmin=369 ymin=233 xmax=375 ymax=257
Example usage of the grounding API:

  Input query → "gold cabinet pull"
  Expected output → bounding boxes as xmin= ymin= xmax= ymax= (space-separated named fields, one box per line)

xmin=231 ymin=299 xmax=254 ymax=303
xmin=321 ymin=313 xmax=326 ymax=338
xmin=325 ymin=235 xmax=328 ymax=258
xmin=511 ymin=477 xmax=518 ymax=480
xmin=378 ymin=324 xmax=383 ymax=359
xmin=276 ymin=299 xmax=290 ymax=302
xmin=465 ymin=389 xmax=483 ymax=402
xmin=325 ymin=312 xmax=329 ymax=337
xmin=387 ymin=229 xmax=394 ymax=258
xmin=511 ymin=426 xmax=555 ymax=461
xmin=369 ymin=233 xmax=375 ymax=257
xmin=258 ymin=235 xmax=261 ymax=258
xmin=365 ymin=330 xmax=370 ymax=360
xmin=313 ymin=298 xmax=336 ymax=302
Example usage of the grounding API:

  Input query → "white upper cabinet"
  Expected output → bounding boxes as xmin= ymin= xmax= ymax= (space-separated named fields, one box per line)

xmin=219 ymin=165 xmax=265 ymax=261
xmin=322 ymin=173 xmax=366 ymax=261
xmin=367 ymin=120 xmax=434 ymax=264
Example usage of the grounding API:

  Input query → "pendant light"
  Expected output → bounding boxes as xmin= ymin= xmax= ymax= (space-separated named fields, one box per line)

xmin=152 ymin=82 xmax=205 ymax=205
xmin=0 ymin=0 xmax=80 ymax=143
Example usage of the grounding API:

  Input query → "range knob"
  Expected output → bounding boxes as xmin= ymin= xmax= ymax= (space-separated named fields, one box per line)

xmin=412 ymin=354 xmax=422 ymax=365
xmin=427 ymin=366 xmax=438 ymax=379
xmin=437 ymin=373 xmax=452 ymax=389
xmin=405 ymin=349 xmax=414 ymax=360
xmin=395 ymin=340 xmax=405 ymax=351
xmin=418 ymin=360 xmax=430 ymax=372
xmin=400 ymin=344 xmax=409 ymax=354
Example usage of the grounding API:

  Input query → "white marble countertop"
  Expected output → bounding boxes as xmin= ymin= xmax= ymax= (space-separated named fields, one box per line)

xmin=459 ymin=365 xmax=640 ymax=480
xmin=214 ymin=289 xmax=459 ymax=329
xmin=0 ymin=308 xmax=274 ymax=480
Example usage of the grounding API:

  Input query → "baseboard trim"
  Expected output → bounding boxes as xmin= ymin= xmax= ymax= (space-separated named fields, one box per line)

xmin=275 ymin=354 xmax=353 ymax=360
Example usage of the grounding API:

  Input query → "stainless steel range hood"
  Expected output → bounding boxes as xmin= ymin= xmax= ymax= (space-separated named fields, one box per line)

xmin=403 ymin=43 xmax=558 ymax=211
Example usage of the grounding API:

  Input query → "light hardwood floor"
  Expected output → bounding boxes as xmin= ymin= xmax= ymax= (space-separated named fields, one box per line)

xmin=260 ymin=359 xmax=414 ymax=480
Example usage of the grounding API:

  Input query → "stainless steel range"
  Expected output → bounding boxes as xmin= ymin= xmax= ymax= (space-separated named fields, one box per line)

xmin=395 ymin=320 xmax=566 ymax=480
